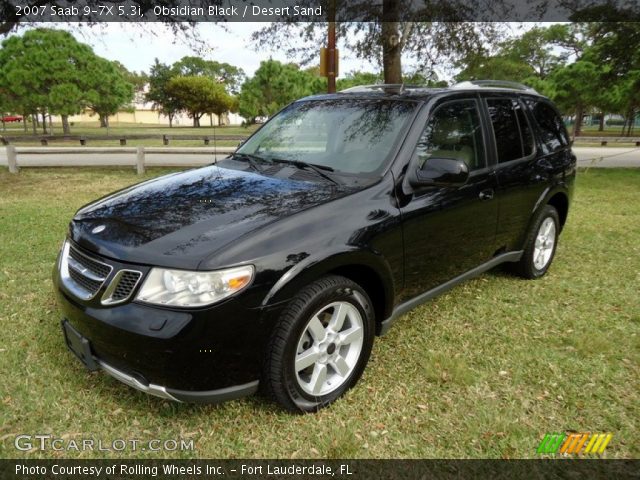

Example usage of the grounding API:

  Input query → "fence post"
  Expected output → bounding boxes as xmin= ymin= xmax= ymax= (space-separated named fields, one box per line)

xmin=163 ymin=135 xmax=169 ymax=146
xmin=6 ymin=145 xmax=18 ymax=173
xmin=136 ymin=146 xmax=145 ymax=175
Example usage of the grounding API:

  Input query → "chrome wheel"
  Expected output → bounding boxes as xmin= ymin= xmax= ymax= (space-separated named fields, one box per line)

xmin=533 ymin=217 xmax=556 ymax=270
xmin=295 ymin=301 xmax=364 ymax=396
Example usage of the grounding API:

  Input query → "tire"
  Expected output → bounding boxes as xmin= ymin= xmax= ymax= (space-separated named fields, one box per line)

xmin=262 ymin=275 xmax=375 ymax=413
xmin=511 ymin=205 xmax=560 ymax=279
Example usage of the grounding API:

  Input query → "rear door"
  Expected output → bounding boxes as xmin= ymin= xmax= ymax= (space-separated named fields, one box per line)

xmin=482 ymin=95 xmax=547 ymax=252
xmin=399 ymin=97 xmax=499 ymax=303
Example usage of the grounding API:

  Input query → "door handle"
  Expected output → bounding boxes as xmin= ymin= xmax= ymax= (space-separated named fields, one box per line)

xmin=479 ymin=189 xmax=494 ymax=201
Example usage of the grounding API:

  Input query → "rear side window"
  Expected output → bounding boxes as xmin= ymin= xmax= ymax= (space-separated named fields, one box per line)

xmin=487 ymin=98 xmax=535 ymax=163
xmin=525 ymin=99 xmax=570 ymax=154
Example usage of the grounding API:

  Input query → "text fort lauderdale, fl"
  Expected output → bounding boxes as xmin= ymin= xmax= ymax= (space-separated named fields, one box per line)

xmin=17 ymin=463 xmax=353 ymax=477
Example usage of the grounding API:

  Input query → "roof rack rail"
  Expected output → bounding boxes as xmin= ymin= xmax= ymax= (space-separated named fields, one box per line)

xmin=451 ymin=80 xmax=538 ymax=93
xmin=340 ymin=84 xmax=426 ymax=94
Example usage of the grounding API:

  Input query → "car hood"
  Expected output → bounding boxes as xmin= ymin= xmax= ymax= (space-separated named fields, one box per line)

xmin=70 ymin=164 xmax=353 ymax=269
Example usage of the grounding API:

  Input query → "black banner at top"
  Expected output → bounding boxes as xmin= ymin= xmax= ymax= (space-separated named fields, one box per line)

xmin=1 ymin=0 xmax=640 ymax=23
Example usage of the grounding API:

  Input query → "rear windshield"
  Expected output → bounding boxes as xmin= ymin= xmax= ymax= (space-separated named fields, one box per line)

xmin=237 ymin=98 xmax=417 ymax=174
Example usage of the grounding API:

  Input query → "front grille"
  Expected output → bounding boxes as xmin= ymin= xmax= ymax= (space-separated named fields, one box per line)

xmin=102 ymin=270 xmax=143 ymax=305
xmin=61 ymin=242 xmax=113 ymax=299
xmin=69 ymin=266 xmax=103 ymax=293
xmin=68 ymin=243 xmax=112 ymax=279
xmin=60 ymin=242 xmax=144 ymax=305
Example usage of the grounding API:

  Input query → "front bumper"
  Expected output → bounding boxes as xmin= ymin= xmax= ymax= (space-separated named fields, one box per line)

xmin=62 ymin=318 xmax=259 ymax=402
xmin=54 ymin=246 xmax=284 ymax=402
xmin=62 ymin=319 xmax=258 ymax=403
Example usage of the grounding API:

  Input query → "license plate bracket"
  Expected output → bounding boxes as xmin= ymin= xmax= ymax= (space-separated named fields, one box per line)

xmin=61 ymin=320 xmax=98 ymax=371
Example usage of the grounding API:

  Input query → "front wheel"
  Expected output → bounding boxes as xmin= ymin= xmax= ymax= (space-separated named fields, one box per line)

xmin=262 ymin=275 xmax=375 ymax=412
xmin=511 ymin=205 xmax=560 ymax=279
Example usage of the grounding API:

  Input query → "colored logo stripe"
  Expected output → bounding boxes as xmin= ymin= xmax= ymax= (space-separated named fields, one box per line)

xmin=537 ymin=433 xmax=566 ymax=454
xmin=560 ymin=433 xmax=589 ymax=454
xmin=538 ymin=433 xmax=613 ymax=454
xmin=584 ymin=433 xmax=613 ymax=454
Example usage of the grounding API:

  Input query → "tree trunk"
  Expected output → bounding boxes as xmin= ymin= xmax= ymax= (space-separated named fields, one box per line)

xmin=22 ymin=113 xmax=28 ymax=132
xmin=598 ymin=113 xmax=605 ymax=131
xmin=572 ymin=106 xmax=584 ymax=138
xmin=41 ymin=112 xmax=47 ymax=134
xmin=168 ymin=114 xmax=173 ymax=128
xmin=99 ymin=114 xmax=109 ymax=128
xmin=381 ymin=1 xmax=402 ymax=84
xmin=61 ymin=115 xmax=71 ymax=134
xmin=31 ymin=114 xmax=36 ymax=134
xmin=209 ymin=114 xmax=214 ymax=127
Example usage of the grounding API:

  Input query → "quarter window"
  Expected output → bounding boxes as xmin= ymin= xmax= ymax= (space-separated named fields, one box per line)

xmin=487 ymin=98 xmax=534 ymax=163
xmin=525 ymin=99 xmax=570 ymax=154
xmin=415 ymin=100 xmax=486 ymax=170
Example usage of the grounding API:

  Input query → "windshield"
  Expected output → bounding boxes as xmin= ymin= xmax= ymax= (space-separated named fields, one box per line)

xmin=237 ymin=98 xmax=417 ymax=174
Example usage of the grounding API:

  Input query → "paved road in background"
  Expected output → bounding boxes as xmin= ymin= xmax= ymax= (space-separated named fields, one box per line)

xmin=1 ymin=146 xmax=638 ymax=168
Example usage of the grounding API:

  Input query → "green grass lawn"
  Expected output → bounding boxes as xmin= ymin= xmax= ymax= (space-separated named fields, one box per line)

xmin=0 ymin=167 xmax=638 ymax=459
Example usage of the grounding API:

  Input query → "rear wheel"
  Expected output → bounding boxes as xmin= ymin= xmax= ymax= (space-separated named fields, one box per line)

xmin=511 ymin=205 xmax=560 ymax=279
xmin=262 ymin=275 xmax=375 ymax=412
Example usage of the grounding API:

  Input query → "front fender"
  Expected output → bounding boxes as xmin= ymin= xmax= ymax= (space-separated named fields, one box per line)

xmin=261 ymin=247 xmax=396 ymax=318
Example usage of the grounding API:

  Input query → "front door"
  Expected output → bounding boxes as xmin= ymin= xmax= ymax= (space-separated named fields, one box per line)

xmin=399 ymin=98 xmax=498 ymax=303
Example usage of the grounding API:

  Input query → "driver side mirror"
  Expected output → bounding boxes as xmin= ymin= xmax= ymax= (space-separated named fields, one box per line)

xmin=411 ymin=157 xmax=469 ymax=188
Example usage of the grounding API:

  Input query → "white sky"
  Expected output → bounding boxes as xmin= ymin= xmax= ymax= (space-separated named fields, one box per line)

xmin=50 ymin=22 xmax=378 ymax=77
xmin=25 ymin=22 xmax=543 ymax=81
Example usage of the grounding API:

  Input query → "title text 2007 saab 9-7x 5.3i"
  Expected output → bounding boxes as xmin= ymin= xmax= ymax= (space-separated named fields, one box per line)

xmin=55 ymin=81 xmax=575 ymax=412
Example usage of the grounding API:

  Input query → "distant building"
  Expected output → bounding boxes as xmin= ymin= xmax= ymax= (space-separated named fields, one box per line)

xmin=50 ymin=88 xmax=243 ymax=126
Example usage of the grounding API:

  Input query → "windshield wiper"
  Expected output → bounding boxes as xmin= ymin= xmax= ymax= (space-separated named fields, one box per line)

xmin=230 ymin=152 xmax=273 ymax=173
xmin=269 ymin=158 xmax=340 ymax=186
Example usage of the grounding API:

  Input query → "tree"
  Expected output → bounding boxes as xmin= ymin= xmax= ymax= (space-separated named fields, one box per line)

xmin=113 ymin=61 xmax=148 ymax=97
xmin=547 ymin=58 xmax=603 ymax=137
xmin=238 ymin=60 xmax=325 ymax=123
xmin=252 ymin=14 xmax=505 ymax=84
xmin=145 ymin=59 xmax=182 ymax=127
xmin=455 ymin=52 xmax=535 ymax=83
xmin=0 ymin=28 xmax=98 ymax=134
xmin=172 ymin=56 xmax=245 ymax=94
xmin=166 ymin=76 xmax=234 ymax=127
xmin=336 ymin=71 xmax=383 ymax=91
xmin=85 ymin=57 xmax=134 ymax=128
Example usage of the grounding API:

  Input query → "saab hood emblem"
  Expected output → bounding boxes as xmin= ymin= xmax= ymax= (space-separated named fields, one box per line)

xmin=91 ymin=225 xmax=106 ymax=234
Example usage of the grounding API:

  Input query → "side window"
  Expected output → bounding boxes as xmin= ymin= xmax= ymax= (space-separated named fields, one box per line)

xmin=516 ymin=101 xmax=535 ymax=157
xmin=526 ymin=99 xmax=570 ymax=154
xmin=416 ymin=100 xmax=485 ymax=170
xmin=487 ymin=98 xmax=534 ymax=163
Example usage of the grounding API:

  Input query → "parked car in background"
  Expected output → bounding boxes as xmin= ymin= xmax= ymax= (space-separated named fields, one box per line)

xmin=54 ymin=80 xmax=576 ymax=412
xmin=1 ymin=115 xmax=23 ymax=123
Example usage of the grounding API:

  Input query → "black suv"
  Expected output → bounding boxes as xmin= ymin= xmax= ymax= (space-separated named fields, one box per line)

xmin=55 ymin=80 xmax=576 ymax=412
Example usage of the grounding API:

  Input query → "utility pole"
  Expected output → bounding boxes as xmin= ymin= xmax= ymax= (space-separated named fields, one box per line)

xmin=327 ymin=0 xmax=337 ymax=93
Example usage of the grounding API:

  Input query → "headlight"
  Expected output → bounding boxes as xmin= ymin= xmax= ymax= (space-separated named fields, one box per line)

xmin=135 ymin=265 xmax=254 ymax=307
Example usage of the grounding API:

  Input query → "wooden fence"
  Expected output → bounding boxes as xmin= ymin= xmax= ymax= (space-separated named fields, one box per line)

xmin=0 ymin=133 xmax=247 ymax=146
xmin=4 ymin=145 xmax=236 ymax=174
